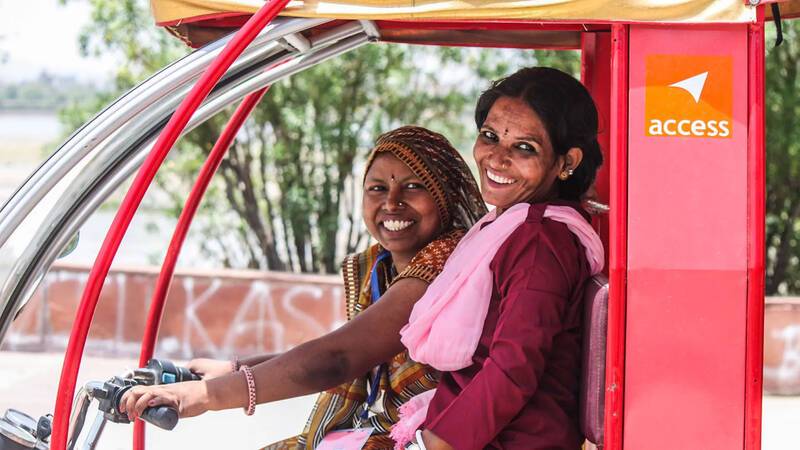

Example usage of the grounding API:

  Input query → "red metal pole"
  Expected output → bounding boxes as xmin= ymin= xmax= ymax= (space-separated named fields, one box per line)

xmin=745 ymin=7 xmax=765 ymax=450
xmin=49 ymin=1 xmax=289 ymax=448
xmin=604 ymin=23 xmax=628 ymax=450
xmin=132 ymin=87 xmax=269 ymax=450
xmin=581 ymin=33 xmax=594 ymax=84
xmin=581 ymin=31 xmax=612 ymax=271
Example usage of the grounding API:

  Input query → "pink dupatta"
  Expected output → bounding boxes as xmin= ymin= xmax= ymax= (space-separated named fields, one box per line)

xmin=390 ymin=203 xmax=604 ymax=448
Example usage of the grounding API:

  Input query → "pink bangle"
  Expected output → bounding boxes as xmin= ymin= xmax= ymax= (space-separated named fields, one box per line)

xmin=239 ymin=365 xmax=256 ymax=416
xmin=230 ymin=355 xmax=240 ymax=372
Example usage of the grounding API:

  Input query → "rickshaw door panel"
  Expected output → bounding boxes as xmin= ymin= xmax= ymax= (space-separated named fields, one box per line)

xmin=624 ymin=25 xmax=749 ymax=450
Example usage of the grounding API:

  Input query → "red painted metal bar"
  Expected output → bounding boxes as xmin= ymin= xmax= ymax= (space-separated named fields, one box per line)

xmin=604 ymin=23 xmax=628 ymax=450
xmin=132 ymin=87 xmax=269 ymax=450
xmin=49 ymin=1 xmax=289 ymax=448
xmin=745 ymin=8 xmax=765 ymax=450
xmin=581 ymin=33 xmax=594 ymax=87
xmin=581 ymin=31 xmax=612 ymax=271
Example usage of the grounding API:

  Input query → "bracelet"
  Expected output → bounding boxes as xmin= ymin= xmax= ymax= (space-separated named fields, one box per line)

xmin=230 ymin=355 xmax=240 ymax=372
xmin=239 ymin=365 xmax=256 ymax=416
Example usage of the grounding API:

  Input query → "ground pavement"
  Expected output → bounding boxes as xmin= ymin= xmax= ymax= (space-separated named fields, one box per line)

xmin=1 ymin=351 xmax=798 ymax=449
xmin=0 ymin=351 xmax=314 ymax=449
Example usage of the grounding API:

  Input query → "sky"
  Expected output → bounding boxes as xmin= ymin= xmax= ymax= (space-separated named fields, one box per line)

xmin=0 ymin=0 xmax=118 ymax=82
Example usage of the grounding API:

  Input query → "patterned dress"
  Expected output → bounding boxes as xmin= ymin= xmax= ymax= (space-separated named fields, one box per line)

xmin=263 ymin=230 xmax=463 ymax=450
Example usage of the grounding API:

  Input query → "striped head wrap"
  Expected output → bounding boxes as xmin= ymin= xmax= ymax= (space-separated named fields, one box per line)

xmin=365 ymin=126 xmax=487 ymax=231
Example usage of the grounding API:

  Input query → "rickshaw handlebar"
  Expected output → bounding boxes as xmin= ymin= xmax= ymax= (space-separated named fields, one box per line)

xmin=139 ymin=405 xmax=180 ymax=431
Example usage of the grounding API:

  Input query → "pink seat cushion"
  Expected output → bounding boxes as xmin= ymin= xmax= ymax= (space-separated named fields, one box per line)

xmin=580 ymin=274 xmax=608 ymax=446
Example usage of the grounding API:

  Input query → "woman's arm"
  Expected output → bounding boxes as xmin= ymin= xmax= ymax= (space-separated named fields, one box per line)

xmin=184 ymin=353 xmax=279 ymax=380
xmin=239 ymin=353 xmax=278 ymax=367
xmin=120 ymin=277 xmax=429 ymax=419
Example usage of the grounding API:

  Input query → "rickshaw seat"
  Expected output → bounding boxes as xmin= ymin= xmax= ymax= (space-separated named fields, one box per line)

xmin=580 ymin=274 xmax=609 ymax=448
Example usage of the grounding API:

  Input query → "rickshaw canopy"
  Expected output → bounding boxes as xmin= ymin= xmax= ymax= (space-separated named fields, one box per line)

xmin=151 ymin=0 xmax=762 ymax=25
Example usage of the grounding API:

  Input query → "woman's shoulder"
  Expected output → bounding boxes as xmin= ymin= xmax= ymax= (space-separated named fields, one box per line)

xmin=505 ymin=202 xmax=584 ymax=249
xmin=413 ymin=228 xmax=466 ymax=263
xmin=341 ymin=244 xmax=381 ymax=270
xmin=394 ymin=228 xmax=466 ymax=284
xmin=494 ymin=203 xmax=588 ymax=290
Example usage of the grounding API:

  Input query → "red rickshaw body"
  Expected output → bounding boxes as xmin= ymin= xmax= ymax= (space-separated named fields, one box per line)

xmin=40 ymin=1 xmax=776 ymax=449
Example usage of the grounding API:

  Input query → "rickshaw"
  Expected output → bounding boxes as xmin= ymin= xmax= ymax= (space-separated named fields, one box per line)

xmin=0 ymin=0 xmax=784 ymax=449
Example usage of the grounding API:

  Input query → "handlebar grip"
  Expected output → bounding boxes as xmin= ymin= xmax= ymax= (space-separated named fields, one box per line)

xmin=146 ymin=358 xmax=201 ymax=383
xmin=140 ymin=406 xmax=179 ymax=430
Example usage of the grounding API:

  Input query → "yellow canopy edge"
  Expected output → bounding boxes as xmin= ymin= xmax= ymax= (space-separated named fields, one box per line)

xmin=151 ymin=0 xmax=756 ymax=25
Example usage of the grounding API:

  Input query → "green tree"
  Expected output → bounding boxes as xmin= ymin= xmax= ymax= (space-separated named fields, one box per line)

xmin=766 ymin=22 xmax=800 ymax=294
xmin=58 ymin=0 xmax=188 ymax=129
xmin=61 ymin=0 xmax=579 ymax=273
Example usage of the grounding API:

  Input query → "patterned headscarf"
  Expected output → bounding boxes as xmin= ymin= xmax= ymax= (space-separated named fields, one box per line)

xmin=365 ymin=126 xmax=487 ymax=231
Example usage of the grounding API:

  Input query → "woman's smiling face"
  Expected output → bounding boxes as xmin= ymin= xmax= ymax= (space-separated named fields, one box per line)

xmin=473 ymin=96 xmax=564 ymax=212
xmin=362 ymin=153 xmax=442 ymax=265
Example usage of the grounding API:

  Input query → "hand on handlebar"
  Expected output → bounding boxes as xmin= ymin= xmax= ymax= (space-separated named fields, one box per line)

xmin=119 ymin=380 xmax=211 ymax=421
xmin=186 ymin=358 xmax=233 ymax=379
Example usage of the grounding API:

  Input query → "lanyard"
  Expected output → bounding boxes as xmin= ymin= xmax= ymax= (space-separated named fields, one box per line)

xmin=360 ymin=250 xmax=391 ymax=420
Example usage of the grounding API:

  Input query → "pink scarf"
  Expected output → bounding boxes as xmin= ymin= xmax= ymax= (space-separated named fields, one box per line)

xmin=390 ymin=203 xmax=604 ymax=448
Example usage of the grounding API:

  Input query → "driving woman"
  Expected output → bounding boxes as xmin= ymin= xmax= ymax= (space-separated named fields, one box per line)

xmin=395 ymin=67 xmax=604 ymax=450
xmin=120 ymin=126 xmax=487 ymax=450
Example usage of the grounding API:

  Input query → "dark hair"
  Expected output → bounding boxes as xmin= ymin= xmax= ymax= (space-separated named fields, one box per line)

xmin=475 ymin=67 xmax=603 ymax=201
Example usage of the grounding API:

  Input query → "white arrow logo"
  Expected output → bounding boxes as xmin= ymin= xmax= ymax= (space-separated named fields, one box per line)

xmin=669 ymin=71 xmax=709 ymax=103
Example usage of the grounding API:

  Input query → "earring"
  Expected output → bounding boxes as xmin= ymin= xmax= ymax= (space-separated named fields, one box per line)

xmin=559 ymin=170 xmax=570 ymax=180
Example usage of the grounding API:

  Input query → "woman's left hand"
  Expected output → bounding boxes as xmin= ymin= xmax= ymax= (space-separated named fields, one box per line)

xmin=118 ymin=380 xmax=211 ymax=421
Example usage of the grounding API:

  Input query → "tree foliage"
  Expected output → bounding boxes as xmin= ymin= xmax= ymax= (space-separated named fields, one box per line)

xmin=766 ymin=22 xmax=800 ymax=294
xmin=60 ymin=3 xmax=800 ymax=292
xmin=60 ymin=0 xmax=583 ymax=273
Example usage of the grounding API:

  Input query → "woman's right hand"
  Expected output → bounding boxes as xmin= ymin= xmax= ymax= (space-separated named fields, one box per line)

xmin=186 ymin=358 xmax=232 ymax=380
xmin=120 ymin=380 xmax=212 ymax=420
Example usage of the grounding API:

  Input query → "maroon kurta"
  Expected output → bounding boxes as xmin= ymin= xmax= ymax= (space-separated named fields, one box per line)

xmin=422 ymin=201 xmax=592 ymax=450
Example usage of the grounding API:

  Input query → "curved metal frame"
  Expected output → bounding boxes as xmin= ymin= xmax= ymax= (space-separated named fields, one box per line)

xmin=0 ymin=17 xmax=324 ymax=248
xmin=0 ymin=15 xmax=315 ymax=337
xmin=132 ymin=86 xmax=271 ymax=449
xmin=41 ymin=26 xmax=370 ymax=450
xmin=0 ymin=20 xmax=369 ymax=344
xmin=50 ymin=0 xmax=294 ymax=444
xmin=34 ymin=2 xmax=388 ymax=447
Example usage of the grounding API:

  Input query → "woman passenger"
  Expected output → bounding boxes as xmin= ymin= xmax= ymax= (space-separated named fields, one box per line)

xmin=396 ymin=67 xmax=605 ymax=450
xmin=120 ymin=126 xmax=487 ymax=449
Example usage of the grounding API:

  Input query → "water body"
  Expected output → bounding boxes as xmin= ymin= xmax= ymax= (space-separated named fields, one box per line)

xmin=0 ymin=111 xmax=206 ymax=268
xmin=0 ymin=111 xmax=62 ymax=144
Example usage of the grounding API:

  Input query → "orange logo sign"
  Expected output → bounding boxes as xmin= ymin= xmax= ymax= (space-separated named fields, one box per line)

xmin=645 ymin=54 xmax=733 ymax=138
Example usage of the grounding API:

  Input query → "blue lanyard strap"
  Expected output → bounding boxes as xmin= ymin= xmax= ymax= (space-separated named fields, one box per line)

xmin=370 ymin=250 xmax=391 ymax=304
xmin=361 ymin=364 xmax=387 ymax=419
xmin=361 ymin=250 xmax=391 ymax=420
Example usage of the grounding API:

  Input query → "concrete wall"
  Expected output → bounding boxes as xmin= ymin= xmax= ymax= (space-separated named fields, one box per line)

xmin=764 ymin=298 xmax=800 ymax=395
xmin=4 ymin=263 xmax=800 ymax=394
xmin=2 ymin=262 xmax=344 ymax=359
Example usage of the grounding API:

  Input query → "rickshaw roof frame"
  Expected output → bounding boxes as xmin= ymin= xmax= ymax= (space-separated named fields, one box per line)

xmin=151 ymin=0 xmax=763 ymax=25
